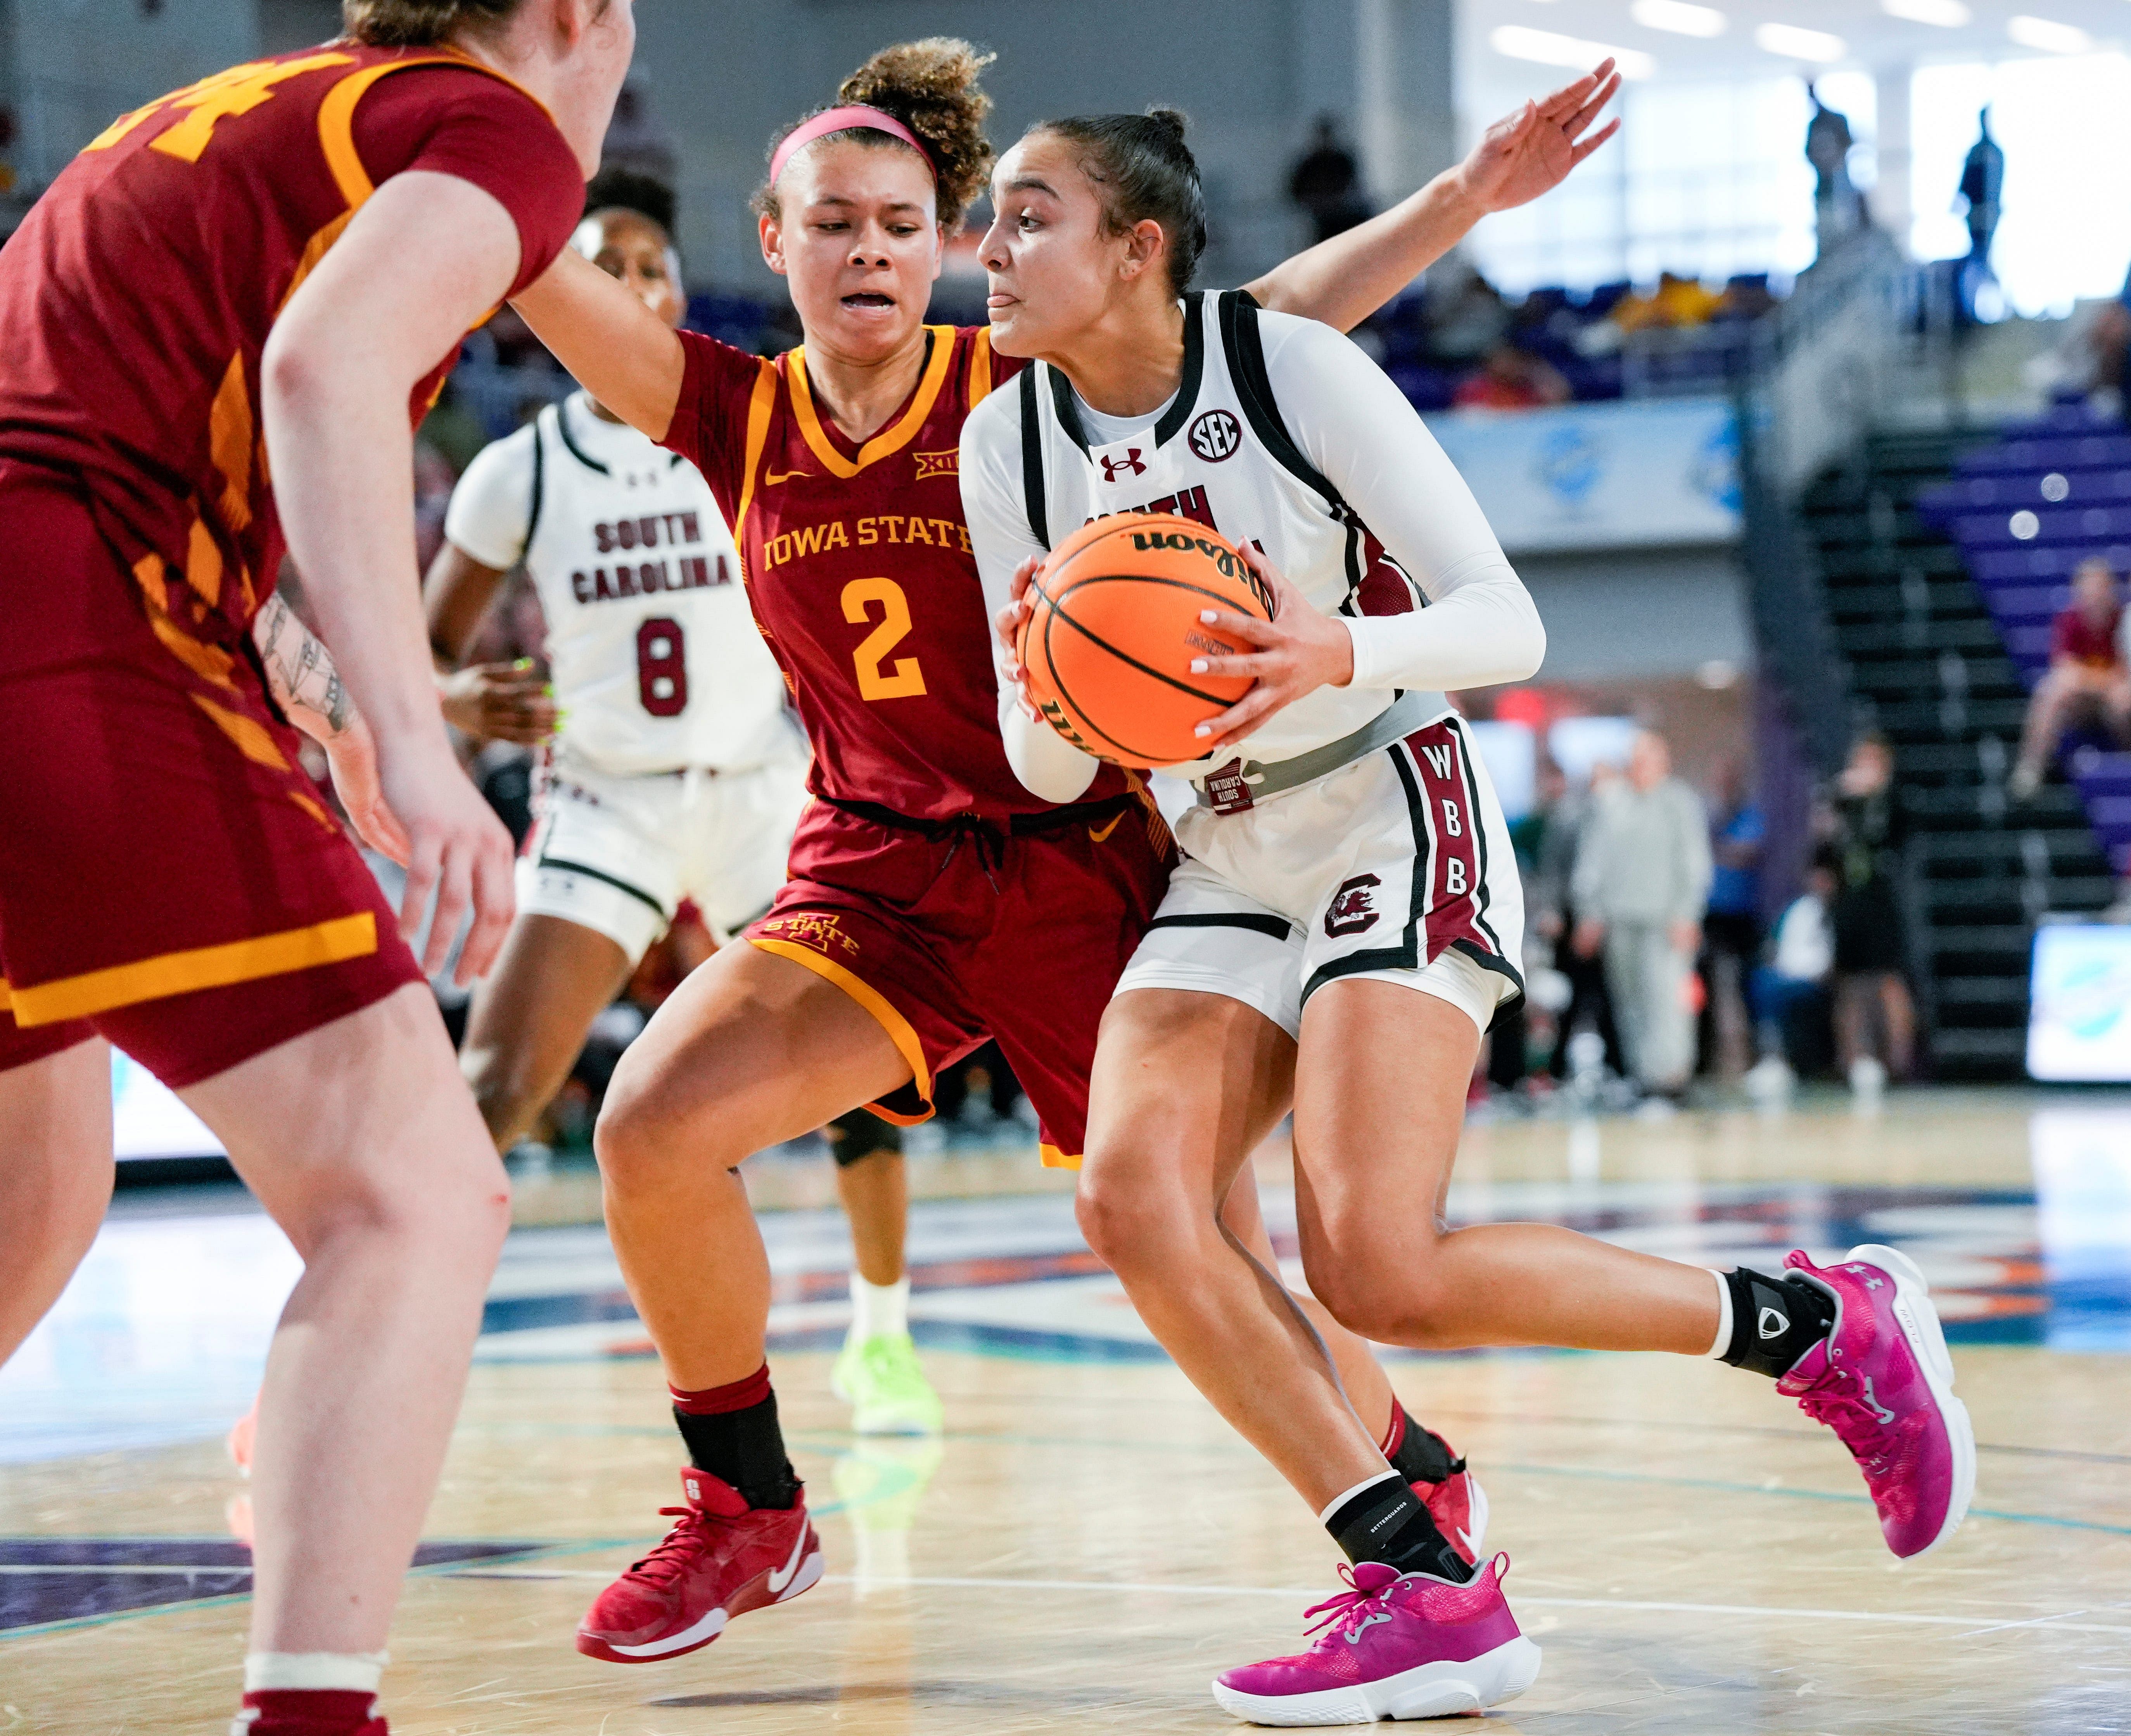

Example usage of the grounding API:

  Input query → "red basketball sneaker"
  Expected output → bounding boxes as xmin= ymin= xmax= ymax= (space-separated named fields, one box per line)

xmin=1414 ymin=1461 xmax=1488 ymax=1568
xmin=576 ymin=1468 xmax=823 ymax=1663
xmin=232 ymin=1688 xmax=385 ymax=1736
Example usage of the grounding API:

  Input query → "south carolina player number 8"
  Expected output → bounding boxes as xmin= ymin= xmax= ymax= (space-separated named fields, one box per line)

xmin=635 ymin=617 xmax=689 ymax=717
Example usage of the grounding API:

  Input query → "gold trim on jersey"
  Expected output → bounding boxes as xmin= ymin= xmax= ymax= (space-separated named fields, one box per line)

xmin=968 ymin=326 xmax=994 ymax=408
xmin=732 ymin=357 xmax=782 ymax=565
xmin=786 ymin=326 xmax=957 ymax=479
xmin=3 ymin=913 xmax=378 ymax=1028
xmin=747 ymin=936 xmax=934 ymax=1115
xmin=1039 ymin=1144 xmax=1081 ymax=1170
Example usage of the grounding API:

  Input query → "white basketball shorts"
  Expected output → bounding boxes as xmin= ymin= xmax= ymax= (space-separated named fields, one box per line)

xmin=517 ymin=746 xmax=811 ymax=962
xmin=1116 ymin=713 xmax=1525 ymax=1039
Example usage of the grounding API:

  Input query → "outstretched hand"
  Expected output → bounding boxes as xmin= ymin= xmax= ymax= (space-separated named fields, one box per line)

xmin=1186 ymin=542 xmax=1353 ymax=756
xmin=1455 ymin=61 xmax=1623 ymax=216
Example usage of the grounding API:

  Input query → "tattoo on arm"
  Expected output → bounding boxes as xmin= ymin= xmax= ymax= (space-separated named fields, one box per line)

xmin=254 ymin=592 xmax=353 ymax=738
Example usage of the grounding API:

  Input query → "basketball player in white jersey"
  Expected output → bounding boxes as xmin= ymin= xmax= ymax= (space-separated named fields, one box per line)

xmin=424 ymin=179 xmax=941 ymax=1436
xmin=965 ymin=111 xmax=1974 ymax=1724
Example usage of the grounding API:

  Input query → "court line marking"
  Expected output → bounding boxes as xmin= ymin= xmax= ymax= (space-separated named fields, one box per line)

xmin=436 ymin=1567 xmax=2131 ymax=1637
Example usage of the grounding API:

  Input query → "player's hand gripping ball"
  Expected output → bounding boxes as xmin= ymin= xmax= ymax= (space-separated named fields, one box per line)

xmin=1016 ymin=513 xmax=1275 ymax=765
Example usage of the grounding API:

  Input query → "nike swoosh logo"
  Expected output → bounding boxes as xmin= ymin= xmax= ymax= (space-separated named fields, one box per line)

xmin=1087 ymin=815 xmax=1124 ymax=843
xmin=766 ymin=1526 xmax=810 ymax=1594
xmin=764 ymin=468 xmax=811 ymax=487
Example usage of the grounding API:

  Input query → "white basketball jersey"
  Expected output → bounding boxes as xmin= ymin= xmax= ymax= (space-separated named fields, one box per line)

xmin=1003 ymin=292 xmax=1447 ymax=776
xmin=460 ymin=393 xmax=796 ymax=776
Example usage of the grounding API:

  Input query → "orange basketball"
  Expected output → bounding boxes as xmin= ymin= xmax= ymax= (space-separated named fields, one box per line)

xmin=1017 ymin=513 xmax=1274 ymax=766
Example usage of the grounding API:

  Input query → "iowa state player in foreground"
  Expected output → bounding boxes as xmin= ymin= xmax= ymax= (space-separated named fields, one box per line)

xmin=509 ymin=38 xmax=1624 ymax=1664
xmin=0 ymin=3 xmax=630 ymax=1731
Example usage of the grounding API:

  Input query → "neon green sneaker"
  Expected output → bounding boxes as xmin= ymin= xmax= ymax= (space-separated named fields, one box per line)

xmin=830 ymin=1331 xmax=944 ymax=1436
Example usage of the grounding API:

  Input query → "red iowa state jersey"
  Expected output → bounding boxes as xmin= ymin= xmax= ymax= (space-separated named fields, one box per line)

xmin=666 ymin=325 xmax=1130 ymax=823
xmin=0 ymin=42 xmax=582 ymax=646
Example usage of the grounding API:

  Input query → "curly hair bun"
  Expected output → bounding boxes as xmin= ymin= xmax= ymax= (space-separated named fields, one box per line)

xmin=755 ymin=36 xmax=995 ymax=229
xmin=341 ymin=0 xmax=525 ymax=46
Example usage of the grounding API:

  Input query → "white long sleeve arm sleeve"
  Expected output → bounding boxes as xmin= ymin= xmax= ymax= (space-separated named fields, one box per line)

xmin=1262 ymin=316 xmax=1546 ymax=692
xmin=959 ymin=393 xmax=1102 ymax=803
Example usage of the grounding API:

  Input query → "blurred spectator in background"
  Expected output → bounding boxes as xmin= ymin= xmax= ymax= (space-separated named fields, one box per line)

xmin=1699 ymin=757 xmax=1764 ymax=1080
xmin=1956 ymin=109 xmax=2005 ymax=322
xmin=1744 ymin=846 xmax=1839 ymax=1097
xmin=1421 ymin=257 xmax=1512 ymax=366
xmin=1958 ymin=109 xmax=2003 ymax=271
xmin=1573 ymin=731 xmax=1711 ymax=1100
xmin=932 ymin=1040 xmax=1030 ymax=1135
xmin=1535 ymin=759 xmax=1623 ymax=1081
xmin=1288 ymin=115 xmax=1371 ymax=244
xmin=1454 ymin=342 xmax=1570 ymax=411
xmin=1824 ymin=733 xmax=1914 ymax=1095
xmin=1805 ymin=86 xmax=1859 ymax=256
xmin=2010 ymin=556 xmax=2130 ymax=801
xmin=1611 ymin=271 xmax=1724 ymax=335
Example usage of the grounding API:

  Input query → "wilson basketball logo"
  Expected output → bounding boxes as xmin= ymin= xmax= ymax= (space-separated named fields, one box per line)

xmin=1189 ymin=409 xmax=1242 ymax=463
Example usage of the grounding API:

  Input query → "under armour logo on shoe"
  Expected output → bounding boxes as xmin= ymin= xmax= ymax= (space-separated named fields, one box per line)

xmin=1865 ymin=1277 xmax=1884 ymax=1290
xmin=1758 ymin=1307 xmax=1789 ymax=1339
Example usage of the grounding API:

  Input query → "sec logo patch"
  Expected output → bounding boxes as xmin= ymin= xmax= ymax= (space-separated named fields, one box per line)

xmin=1188 ymin=408 xmax=1242 ymax=463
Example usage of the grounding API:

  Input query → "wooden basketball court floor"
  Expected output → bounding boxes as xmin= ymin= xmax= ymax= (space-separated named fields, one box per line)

xmin=4 ymin=1087 xmax=2129 ymax=1734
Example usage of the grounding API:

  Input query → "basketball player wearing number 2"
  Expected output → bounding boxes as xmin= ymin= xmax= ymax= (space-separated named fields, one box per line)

xmin=970 ymin=109 xmax=1974 ymax=1725
xmin=509 ymin=40 xmax=1631 ymax=1669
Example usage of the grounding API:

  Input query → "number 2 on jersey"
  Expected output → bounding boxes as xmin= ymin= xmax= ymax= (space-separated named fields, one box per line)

xmin=636 ymin=617 xmax=688 ymax=717
xmin=842 ymin=577 xmax=928 ymax=701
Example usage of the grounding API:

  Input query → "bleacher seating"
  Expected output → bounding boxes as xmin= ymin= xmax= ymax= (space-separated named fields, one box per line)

xmin=1918 ymin=404 xmax=2131 ymax=879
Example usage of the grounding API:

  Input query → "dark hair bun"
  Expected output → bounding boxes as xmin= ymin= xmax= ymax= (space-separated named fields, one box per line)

xmin=583 ymin=167 xmax=677 ymax=237
xmin=755 ymin=36 xmax=996 ymax=229
xmin=1146 ymin=107 xmax=1189 ymax=146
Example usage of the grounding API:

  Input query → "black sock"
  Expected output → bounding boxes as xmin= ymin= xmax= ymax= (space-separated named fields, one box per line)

xmin=1384 ymin=1405 xmax=1460 ymax=1487
xmin=672 ymin=1394 xmax=800 ymax=1510
xmin=1721 ymin=1267 xmax=1837 ymax=1378
xmin=1326 ymin=1473 xmax=1474 ymax=1584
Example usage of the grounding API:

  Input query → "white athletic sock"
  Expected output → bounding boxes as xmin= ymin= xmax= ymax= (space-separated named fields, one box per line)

xmin=1317 ymin=1468 xmax=1402 ymax=1525
xmin=850 ymin=1273 xmax=910 ymax=1342
xmin=243 ymin=1650 xmax=388 ymax=1693
xmin=1706 ymin=1268 xmax=1733 ymax=1359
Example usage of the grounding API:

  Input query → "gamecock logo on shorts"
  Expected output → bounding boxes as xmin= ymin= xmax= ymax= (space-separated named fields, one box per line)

xmin=1324 ymin=873 xmax=1382 ymax=938
xmin=1188 ymin=409 xmax=1242 ymax=463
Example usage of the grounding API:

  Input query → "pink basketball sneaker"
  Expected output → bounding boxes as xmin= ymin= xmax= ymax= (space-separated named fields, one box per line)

xmin=1779 ymin=1244 xmax=1975 ymax=1559
xmin=1212 ymin=1555 xmax=1540 ymax=1726
xmin=576 ymin=1467 xmax=822 ymax=1663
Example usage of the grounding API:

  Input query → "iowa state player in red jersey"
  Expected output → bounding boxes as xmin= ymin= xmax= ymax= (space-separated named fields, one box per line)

xmin=510 ymin=38 xmax=1623 ymax=1665
xmin=0 ymin=3 xmax=630 ymax=1730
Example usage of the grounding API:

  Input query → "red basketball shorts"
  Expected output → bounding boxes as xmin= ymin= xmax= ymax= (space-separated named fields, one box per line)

xmin=0 ymin=464 xmax=423 ymax=1088
xmin=746 ymin=794 xmax=1174 ymax=1167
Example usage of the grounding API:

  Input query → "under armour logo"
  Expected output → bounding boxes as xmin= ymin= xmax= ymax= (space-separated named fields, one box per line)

xmin=1758 ymin=1307 xmax=1789 ymax=1339
xmin=1099 ymin=447 xmax=1147 ymax=481
xmin=1864 ymin=1276 xmax=1884 ymax=1290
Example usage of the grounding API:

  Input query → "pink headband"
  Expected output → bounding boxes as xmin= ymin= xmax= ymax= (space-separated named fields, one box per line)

xmin=770 ymin=105 xmax=936 ymax=186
